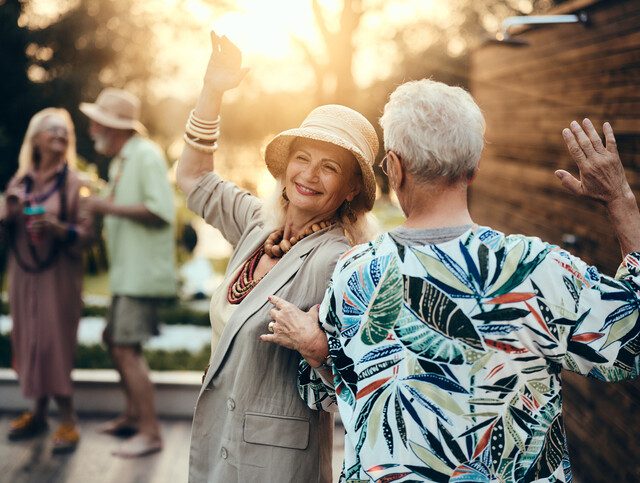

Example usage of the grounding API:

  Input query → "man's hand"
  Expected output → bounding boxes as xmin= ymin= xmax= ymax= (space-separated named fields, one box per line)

xmin=260 ymin=295 xmax=329 ymax=368
xmin=556 ymin=118 xmax=632 ymax=204
xmin=558 ymin=118 xmax=640 ymax=256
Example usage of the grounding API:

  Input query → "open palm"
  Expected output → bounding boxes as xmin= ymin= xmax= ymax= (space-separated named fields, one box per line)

xmin=204 ymin=32 xmax=249 ymax=94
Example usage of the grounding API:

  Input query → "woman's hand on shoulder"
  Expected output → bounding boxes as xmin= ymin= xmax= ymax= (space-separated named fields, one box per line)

xmin=204 ymin=31 xmax=249 ymax=95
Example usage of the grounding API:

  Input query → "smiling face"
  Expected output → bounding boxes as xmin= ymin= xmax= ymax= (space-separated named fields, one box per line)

xmin=33 ymin=114 xmax=69 ymax=158
xmin=284 ymin=138 xmax=362 ymax=220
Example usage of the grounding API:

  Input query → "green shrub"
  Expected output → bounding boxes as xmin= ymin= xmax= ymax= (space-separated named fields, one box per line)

xmin=1 ymin=301 xmax=210 ymax=326
xmin=0 ymin=333 xmax=210 ymax=372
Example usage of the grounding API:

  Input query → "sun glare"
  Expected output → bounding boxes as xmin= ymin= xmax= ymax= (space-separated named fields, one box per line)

xmin=213 ymin=0 xmax=320 ymax=61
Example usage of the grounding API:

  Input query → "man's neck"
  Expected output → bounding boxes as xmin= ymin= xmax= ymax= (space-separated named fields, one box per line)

xmin=398 ymin=179 xmax=473 ymax=230
xmin=111 ymin=132 xmax=134 ymax=158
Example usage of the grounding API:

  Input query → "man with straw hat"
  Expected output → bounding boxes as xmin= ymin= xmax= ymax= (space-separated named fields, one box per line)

xmin=80 ymin=87 xmax=176 ymax=457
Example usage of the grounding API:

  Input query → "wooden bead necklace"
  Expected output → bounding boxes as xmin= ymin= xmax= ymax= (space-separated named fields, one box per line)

xmin=227 ymin=219 xmax=336 ymax=304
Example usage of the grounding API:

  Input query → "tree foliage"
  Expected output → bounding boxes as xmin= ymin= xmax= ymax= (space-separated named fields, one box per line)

xmin=0 ymin=0 xmax=160 ymax=186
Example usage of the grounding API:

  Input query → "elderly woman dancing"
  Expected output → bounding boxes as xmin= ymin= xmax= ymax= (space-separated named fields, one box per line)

xmin=176 ymin=33 xmax=379 ymax=482
xmin=2 ymin=108 xmax=92 ymax=453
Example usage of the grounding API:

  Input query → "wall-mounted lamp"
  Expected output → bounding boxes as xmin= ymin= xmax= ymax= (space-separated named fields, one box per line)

xmin=492 ymin=12 xmax=589 ymax=45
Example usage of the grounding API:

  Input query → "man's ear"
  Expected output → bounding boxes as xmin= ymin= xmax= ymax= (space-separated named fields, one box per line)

xmin=388 ymin=150 xmax=404 ymax=189
xmin=467 ymin=164 xmax=480 ymax=185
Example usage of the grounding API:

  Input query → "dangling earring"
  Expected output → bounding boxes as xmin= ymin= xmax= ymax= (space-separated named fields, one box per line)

xmin=343 ymin=200 xmax=357 ymax=223
xmin=281 ymin=187 xmax=289 ymax=202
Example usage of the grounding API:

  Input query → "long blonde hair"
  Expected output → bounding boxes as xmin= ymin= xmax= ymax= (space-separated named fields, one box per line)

xmin=17 ymin=107 xmax=77 ymax=177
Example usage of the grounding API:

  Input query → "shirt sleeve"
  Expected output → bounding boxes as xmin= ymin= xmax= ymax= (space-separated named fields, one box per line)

xmin=298 ymin=360 xmax=338 ymax=412
xmin=558 ymin=251 xmax=640 ymax=381
xmin=296 ymin=241 xmax=351 ymax=412
xmin=139 ymin=149 xmax=175 ymax=225
xmin=186 ymin=172 xmax=262 ymax=247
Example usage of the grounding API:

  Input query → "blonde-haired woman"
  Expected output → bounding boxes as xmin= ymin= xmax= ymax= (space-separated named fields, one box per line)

xmin=1 ymin=108 xmax=92 ymax=453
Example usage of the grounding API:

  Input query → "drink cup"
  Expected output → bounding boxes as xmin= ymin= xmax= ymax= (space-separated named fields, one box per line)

xmin=23 ymin=205 xmax=46 ymax=244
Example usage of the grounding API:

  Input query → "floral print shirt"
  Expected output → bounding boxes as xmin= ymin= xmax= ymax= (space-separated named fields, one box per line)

xmin=298 ymin=226 xmax=640 ymax=482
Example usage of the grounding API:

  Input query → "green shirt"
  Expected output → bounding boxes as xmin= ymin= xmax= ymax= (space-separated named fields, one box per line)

xmin=103 ymin=135 xmax=177 ymax=297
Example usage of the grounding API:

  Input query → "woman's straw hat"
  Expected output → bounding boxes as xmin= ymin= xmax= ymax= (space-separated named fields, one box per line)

xmin=80 ymin=88 xmax=147 ymax=135
xmin=264 ymin=105 xmax=379 ymax=211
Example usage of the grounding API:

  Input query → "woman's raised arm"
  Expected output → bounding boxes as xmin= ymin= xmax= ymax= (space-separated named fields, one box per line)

xmin=176 ymin=32 xmax=249 ymax=195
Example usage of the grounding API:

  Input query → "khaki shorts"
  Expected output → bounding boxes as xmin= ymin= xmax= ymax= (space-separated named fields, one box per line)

xmin=104 ymin=296 xmax=161 ymax=346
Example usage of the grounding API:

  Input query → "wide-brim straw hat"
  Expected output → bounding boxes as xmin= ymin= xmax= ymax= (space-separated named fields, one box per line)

xmin=264 ymin=104 xmax=379 ymax=211
xmin=80 ymin=87 xmax=147 ymax=135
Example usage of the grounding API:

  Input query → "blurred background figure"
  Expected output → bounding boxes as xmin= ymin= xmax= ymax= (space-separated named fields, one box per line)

xmin=1 ymin=107 xmax=93 ymax=453
xmin=178 ymin=223 xmax=215 ymax=301
xmin=80 ymin=88 xmax=177 ymax=458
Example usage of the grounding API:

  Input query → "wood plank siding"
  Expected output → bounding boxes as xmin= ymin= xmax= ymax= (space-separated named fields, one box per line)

xmin=470 ymin=0 xmax=640 ymax=273
xmin=470 ymin=1 xmax=640 ymax=481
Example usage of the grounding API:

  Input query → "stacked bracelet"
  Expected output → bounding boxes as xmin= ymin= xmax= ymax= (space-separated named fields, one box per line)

xmin=184 ymin=110 xmax=220 ymax=154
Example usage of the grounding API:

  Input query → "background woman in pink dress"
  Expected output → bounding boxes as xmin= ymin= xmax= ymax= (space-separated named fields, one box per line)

xmin=1 ymin=108 xmax=93 ymax=453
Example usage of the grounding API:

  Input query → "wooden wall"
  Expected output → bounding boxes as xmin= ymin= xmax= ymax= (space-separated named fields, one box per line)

xmin=470 ymin=1 xmax=640 ymax=481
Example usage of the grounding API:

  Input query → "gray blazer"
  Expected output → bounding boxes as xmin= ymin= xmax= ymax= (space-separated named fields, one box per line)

xmin=186 ymin=173 xmax=348 ymax=483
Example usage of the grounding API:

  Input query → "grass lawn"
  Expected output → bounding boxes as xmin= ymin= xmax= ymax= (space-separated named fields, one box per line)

xmin=83 ymin=271 xmax=111 ymax=297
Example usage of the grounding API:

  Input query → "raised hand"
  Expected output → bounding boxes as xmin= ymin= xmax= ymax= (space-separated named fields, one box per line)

xmin=204 ymin=32 xmax=249 ymax=95
xmin=556 ymin=119 xmax=632 ymax=205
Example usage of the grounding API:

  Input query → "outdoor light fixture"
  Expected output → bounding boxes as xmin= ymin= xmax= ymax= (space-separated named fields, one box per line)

xmin=493 ymin=12 xmax=589 ymax=45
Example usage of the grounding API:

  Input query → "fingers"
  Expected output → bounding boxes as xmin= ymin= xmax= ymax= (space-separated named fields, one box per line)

xmin=554 ymin=170 xmax=582 ymax=196
xmin=210 ymin=31 xmax=221 ymax=51
xmin=268 ymin=295 xmax=287 ymax=310
xmin=581 ymin=118 xmax=606 ymax=154
xmin=236 ymin=67 xmax=250 ymax=84
xmin=219 ymin=35 xmax=242 ymax=60
xmin=259 ymin=333 xmax=276 ymax=343
xmin=307 ymin=304 xmax=320 ymax=322
xmin=569 ymin=120 xmax=596 ymax=158
xmin=562 ymin=127 xmax=587 ymax=165
xmin=603 ymin=121 xmax=618 ymax=154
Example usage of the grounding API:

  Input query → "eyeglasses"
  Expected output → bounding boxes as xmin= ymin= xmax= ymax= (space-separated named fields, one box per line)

xmin=378 ymin=153 xmax=389 ymax=176
xmin=41 ymin=125 xmax=69 ymax=136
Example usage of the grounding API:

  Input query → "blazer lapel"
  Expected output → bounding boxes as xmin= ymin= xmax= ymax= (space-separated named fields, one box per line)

xmin=199 ymin=229 xmax=321 ymax=397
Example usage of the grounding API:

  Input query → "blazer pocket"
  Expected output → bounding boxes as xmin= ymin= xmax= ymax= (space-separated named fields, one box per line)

xmin=243 ymin=412 xmax=310 ymax=450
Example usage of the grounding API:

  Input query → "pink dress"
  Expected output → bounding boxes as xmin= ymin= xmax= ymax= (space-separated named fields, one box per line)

xmin=3 ymin=164 xmax=92 ymax=399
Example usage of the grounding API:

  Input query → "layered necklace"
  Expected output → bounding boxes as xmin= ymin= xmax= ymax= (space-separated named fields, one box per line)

xmin=227 ymin=219 xmax=336 ymax=304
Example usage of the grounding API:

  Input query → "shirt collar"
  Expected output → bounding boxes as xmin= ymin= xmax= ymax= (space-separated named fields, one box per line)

xmin=24 ymin=161 xmax=68 ymax=183
xmin=117 ymin=134 xmax=141 ymax=161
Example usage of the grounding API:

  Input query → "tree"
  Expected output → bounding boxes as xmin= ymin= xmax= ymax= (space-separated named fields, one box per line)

xmin=0 ymin=0 xmax=163 ymax=185
xmin=0 ymin=0 xmax=37 ymax=187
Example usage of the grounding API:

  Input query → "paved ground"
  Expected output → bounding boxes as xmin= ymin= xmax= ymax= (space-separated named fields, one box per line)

xmin=0 ymin=413 xmax=345 ymax=483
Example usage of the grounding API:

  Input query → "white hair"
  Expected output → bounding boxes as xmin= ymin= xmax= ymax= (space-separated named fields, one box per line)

xmin=380 ymin=79 xmax=485 ymax=184
xmin=17 ymin=107 xmax=77 ymax=177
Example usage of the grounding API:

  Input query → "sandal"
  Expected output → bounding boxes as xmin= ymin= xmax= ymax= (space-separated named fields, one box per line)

xmin=52 ymin=423 xmax=80 ymax=454
xmin=8 ymin=412 xmax=48 ymax=441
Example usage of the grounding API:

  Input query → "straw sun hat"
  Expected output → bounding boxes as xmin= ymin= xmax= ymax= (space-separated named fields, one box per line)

xmin=80 ymin=88 xmax=147 ymax=135
xmin=264 ymin=104 xmax=379 ymax=211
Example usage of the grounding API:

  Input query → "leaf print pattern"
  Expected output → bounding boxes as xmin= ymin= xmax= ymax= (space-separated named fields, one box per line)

xmin=298 ymin=226 xmax=640 ymax=482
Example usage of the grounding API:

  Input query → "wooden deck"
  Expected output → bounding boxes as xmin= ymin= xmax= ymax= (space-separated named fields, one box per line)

xmin=0 ymin=412 xmax=346 ymax=483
